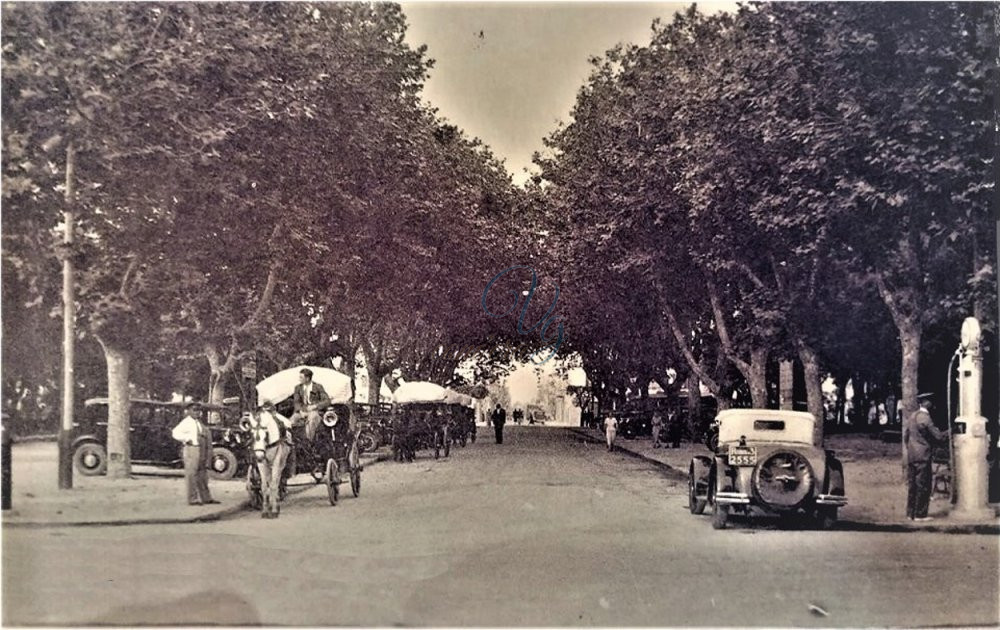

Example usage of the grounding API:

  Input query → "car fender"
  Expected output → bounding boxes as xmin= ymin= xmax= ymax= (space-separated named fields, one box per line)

xmin=825 ymin=455 xmax=845 ymax=495
xmin=71 ymin=434 xmax=103 ymax=449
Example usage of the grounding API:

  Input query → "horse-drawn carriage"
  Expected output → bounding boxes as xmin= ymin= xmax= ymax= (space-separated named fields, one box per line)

xmin=391 ymin=381 xmax=454 ymax=462
xmin=241 ymin=366 xmax=364 ymax=517
xmin=443 ymin=390 xmax=477 ymax=447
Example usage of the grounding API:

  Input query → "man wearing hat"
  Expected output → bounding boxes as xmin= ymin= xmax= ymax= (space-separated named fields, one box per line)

xmin=904 ymin=393 xmax=949 ymax=521
xmin=171 ymin=403 xmax=219 ymax=506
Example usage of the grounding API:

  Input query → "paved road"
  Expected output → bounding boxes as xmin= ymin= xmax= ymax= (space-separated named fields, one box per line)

xmin=4 ymin=427 xmax=997 ymax=627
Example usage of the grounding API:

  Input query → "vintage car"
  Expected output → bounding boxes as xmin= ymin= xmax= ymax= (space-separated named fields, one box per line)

xmin=72 ymin=398 xmax=248 ymax=480
xmin=354 ymin=402 xmax=394 ymax=453
xmin=688 ymin=409 xmax=847 ymax=529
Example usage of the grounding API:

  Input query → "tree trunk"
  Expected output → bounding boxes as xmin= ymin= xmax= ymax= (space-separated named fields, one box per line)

xmin=874 ymin=273 xmax=922 ymax=476
xmin=342 ymin=344 xmax=358 ymax=403
xmin=368 ymin=373 xmax=381 ymax=406
xmin=359 ymin=339 xmax=384 ymax=406
xmin=204 ymin=342 xmax=235 ymax=422
xmin=898 ymin=322 xmax=922 ymax=472
xmin=748 ymin=347 xmax=769 ymax=408
xmin=208 ymin=370 xmax=228 ymax=407
xmin=779 ymin=360 xmax=795 ymax=410
xmin=100 ymin=340 xmax=132 ymax=479
xmin=686 ymin=371 xmax=700 ymax=438
xmin=797 ymin=342 xmax=825 ymax=445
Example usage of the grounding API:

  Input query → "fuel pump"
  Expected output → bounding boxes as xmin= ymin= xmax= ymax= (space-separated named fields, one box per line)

xmin=950 ymin=317 xmax=994 ymax=520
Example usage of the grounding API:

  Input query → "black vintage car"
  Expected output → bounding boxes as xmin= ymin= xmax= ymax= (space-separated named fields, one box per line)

xmin=72 ymin=398 xmax=249 ymax=480
xmin=354 ymin=402 xmax=394 ymax=453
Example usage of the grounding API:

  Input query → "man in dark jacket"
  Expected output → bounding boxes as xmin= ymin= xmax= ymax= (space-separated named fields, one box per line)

xmin=904 ymin=393 xmax=949 ymax=521
xmin=291 ymin=368 xmax=331 ymax=441
xmin=491 ymin=404 xmax=507 ymax=444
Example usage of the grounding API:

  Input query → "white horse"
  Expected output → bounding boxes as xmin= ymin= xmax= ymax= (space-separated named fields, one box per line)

xmin=246 ymin=410 xmax=290 ymax=519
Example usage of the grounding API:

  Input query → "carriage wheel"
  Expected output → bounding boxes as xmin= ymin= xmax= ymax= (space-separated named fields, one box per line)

xmin=325 ymin=459 xmax=339 ymax=506
xmin=351 ymin=468 xmax=361 ymax=497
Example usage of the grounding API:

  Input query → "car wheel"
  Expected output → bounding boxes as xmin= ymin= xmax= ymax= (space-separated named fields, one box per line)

xmin=209 ymin=447 xmax=238 ymax=480
xmin=357 ymin=430 xmax=378 ymax=454
xmin=73 ymin=442 xmax=107 ymax=476
xmin=712 ymin=500 xmax=729 ymax=529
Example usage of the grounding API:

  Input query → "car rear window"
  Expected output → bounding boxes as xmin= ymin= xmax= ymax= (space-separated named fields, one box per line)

xmin=754 ymin=420 xmax=786 ymax=431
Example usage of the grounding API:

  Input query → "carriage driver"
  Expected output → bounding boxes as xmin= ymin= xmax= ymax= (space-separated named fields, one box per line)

xmin=291 ymin=368 xmax=331 ymax=442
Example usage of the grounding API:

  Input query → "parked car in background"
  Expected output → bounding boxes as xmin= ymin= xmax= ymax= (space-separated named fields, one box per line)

xmin=355 ymin=402 xmax=393 ymax=453
xmin=71 ymin=398 xmax=249 ymax=480
xmin=688 ymin=409 xmax=847 ymax=530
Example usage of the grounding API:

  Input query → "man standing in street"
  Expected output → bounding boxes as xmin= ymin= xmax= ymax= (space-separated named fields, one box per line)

xmin=491 ymin=403 xmax=507 ymax=444
xmin=604 ymin=414 xmax=618 ymax=452
xmin=904 ymin=393 xmax=949 ymax=521
xmin=291 ymin=368 xmax=331 ymax=442
xmin=171 ymin=403 xmax=218 ymax=506
xmin=650 ymin=410 xmax=663 ymax=448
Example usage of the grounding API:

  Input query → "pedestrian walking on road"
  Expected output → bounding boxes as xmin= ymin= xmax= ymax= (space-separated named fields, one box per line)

xmin=491 ymin=404 xmax=507 ymax=444
xmin=904 ymin=393 xmax=949 ymax=521
xmin=604 ymin=415 xmax=618 ymax=451
xmin=650 ymin=411 xmax=663 ymax=448
xmin=171 ymin=403 xmax=219 ymax=506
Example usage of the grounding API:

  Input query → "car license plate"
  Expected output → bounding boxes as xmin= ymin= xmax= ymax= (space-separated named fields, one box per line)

xmin=728 ymin=446 xmax=757 ymax=466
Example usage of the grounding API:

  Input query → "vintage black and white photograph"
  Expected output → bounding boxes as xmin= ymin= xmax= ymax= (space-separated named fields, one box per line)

xmin=1 ymin=0 xmax=998 ymax=627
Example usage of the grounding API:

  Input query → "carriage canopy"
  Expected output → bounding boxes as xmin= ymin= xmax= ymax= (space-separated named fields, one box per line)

xmin=256 ymin=365 xmax=353 ymax=406
xmin=392 ymin=381 xmax=447 ymax=404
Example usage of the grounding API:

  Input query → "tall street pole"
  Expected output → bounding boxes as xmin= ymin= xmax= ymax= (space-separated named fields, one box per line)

xmin=58 ymin=141 xmax=76 ymax=490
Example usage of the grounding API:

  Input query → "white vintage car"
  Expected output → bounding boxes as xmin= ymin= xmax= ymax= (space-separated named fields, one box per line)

xmin=688 ymin=409 xmax=847 ymax=529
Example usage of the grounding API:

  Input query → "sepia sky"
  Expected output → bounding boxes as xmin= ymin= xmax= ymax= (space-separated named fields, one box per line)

xmin=402 ymin=2 xmax=738 ymax=405
xmin=401 ymin=1 xmax=739 ymax=186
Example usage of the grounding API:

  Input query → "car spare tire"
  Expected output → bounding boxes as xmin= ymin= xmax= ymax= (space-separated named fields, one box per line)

xmin=752 ymin=450 xmax=814 ymax=509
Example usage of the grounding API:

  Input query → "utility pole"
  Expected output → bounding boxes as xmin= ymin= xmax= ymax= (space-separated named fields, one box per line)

xmin=58 ymin=141 xmax=76 ymax=490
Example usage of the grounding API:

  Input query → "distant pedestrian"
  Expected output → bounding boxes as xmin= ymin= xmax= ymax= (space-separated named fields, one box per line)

xmin=904 ymin=393 xmax=949 ymax=521
xmin=171 ymin=403 xmax=219 ymax=506
xmin=491 ymin=404 xmax=507 ymax=444
xmin=604 ymin=415 xmax=618 ymax=451
xmin=666 ymin=411 xmax=682 ymax=448
xmin=650 ymin=411 xmax=663 ymax=448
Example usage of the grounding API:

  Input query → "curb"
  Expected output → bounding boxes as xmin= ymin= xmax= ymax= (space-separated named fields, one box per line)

xmin=566 ymin=428 xmax=1000 ymax=535
xmin=566 ymin=427 xmax=687 ymax=481
xmin=2 ymin=451 xmax=393 ymax=529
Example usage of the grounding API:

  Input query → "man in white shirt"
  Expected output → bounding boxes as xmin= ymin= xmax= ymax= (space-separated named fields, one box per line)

xmin=604 ymin=415 xmax=618 ymax=452
xmin=171 ymin=403 xmax=219 ymax=506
